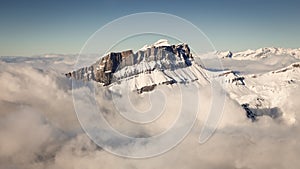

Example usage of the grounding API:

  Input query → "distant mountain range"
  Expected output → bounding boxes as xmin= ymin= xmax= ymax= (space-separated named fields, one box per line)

xmin=216 ymin=47 xmax=300 ymax=60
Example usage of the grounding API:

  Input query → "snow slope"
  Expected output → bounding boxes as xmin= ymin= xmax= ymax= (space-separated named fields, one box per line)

xmin=216 ymin=62 xmax=300 ymax=123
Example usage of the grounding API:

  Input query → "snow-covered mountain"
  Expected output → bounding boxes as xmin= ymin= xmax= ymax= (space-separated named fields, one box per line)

xmin=67 ymin=40 xmax=300 ymax=123
xmin=67 ymin=39 xmax=208 ymax=93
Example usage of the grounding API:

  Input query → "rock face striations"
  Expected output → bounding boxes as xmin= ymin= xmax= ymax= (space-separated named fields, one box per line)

xmin=66 ymin=40 xmax=194 ymax=86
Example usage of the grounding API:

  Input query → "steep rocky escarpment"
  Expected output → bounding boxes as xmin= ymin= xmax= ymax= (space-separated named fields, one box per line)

xmin=66 ymin=42 xmax=193 ymax=86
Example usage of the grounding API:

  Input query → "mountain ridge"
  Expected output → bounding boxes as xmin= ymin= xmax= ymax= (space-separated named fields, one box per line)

xmin=216 ymin=47 xmax=300 ymax=60
xmin=66 ymin=40 xmax=207 ymax=93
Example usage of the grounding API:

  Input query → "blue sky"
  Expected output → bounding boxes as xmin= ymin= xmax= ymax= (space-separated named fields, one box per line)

xmin=0 ymin=0 xmax=299 ymax=56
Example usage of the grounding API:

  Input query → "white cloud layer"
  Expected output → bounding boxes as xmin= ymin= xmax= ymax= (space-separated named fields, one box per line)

xmin=0 ymin=56 xmax=299 ymax=169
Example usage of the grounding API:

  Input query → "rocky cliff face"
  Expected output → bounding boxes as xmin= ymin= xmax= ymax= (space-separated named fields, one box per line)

xmin=66 ymin=42 xmax=193 ymax=86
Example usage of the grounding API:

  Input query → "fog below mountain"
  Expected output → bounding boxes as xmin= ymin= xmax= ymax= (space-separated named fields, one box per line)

xmin=1 ymin=49 xmax=300 ymax=169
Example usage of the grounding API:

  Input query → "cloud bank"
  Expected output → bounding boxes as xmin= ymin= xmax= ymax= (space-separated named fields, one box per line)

xmin=0 ymin=56 xmax=299 ymax=169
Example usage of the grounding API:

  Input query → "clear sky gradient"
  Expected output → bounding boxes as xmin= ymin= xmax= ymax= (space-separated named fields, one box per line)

xmin=1 ymin=0 xmax=299 ymax=56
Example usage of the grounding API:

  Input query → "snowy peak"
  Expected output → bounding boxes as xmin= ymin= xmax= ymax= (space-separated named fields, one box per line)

xmin=215 ymin=51 xmax=233 ymax=58
xmin=66 ymin=41 xmax=207 ymax=92
xmin=140 ymin=39 xmax=171 ymax=51
xmin=217 ymin=71 xmax=245 ymax=85
xmin=154 ymin=39 xmax=170 ymax=46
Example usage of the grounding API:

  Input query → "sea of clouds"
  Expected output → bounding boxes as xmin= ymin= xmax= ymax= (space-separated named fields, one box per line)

xmin=0 ymin=55 xmax=299 ymax=169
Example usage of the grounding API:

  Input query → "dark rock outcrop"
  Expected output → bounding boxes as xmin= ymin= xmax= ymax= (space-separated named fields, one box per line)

xmin=226 ymin=51 xmax=232 ymax=58
xmin=66 ymin=43 xmax=193 ymax=86
xmin=242 ymin=103 xmax=283 ymax=122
